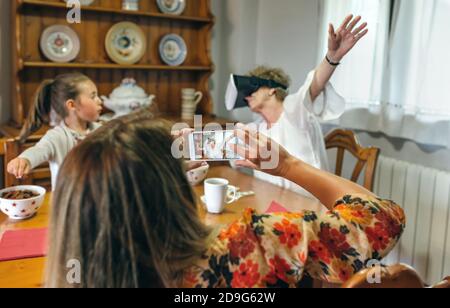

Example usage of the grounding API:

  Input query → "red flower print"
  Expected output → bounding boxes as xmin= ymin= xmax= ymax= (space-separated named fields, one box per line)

xmin=391 ymin=203 xmax=406 ymax=223
xmin=309 ymin=240 xmax=331 ymax=264
xmin=319 ymin=225 xmax=351 ymax=259
xmin=264 ymin=256 xmax=292 ymax=285
xmin=276 ymin=212 xmax=302 ymax=220
xmin=298 ymin=252 xmax=307 ymax=264
xmin=366 ymin=223 xmax=390 ymax=251
xmin=183 ymin=270 xmax=199 ymax=288
xmin=375 ymin=211 xmax=402 ymax=238
xmin=335 ymin=204 xmax=372 ymax=226
xmin=331 ymin=259 xmax=354 ymax=282
xmin=231 ymin=260 xmax=261 ymax=288
xmin=273 ymin=219 xmax=302 ymax=249
xmin=228 ymin=226 xmax=257 ymax=259
xmin=219 ymin=222 xmax=241 ymax=241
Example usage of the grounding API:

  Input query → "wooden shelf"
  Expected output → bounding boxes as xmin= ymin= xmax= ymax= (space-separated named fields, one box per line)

xmin=10 ymin=0 xmax=215 ymax=128
xmin=20 ymin=0 xmax=214 ymax=24
xmin=22 ymin=62 xmax=213 ymax=71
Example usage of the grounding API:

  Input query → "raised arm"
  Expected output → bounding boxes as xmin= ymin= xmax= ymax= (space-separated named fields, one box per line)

xmin=309 ymin=15 xmax=368 ymax=102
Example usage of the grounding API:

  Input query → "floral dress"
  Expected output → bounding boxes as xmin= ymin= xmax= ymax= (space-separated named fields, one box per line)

xmin=183 ymin=194 xmax=405 ymax=288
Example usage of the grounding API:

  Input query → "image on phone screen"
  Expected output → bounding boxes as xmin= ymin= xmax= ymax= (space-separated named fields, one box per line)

xmin=189 ymin=131 xmax=242 ymax=161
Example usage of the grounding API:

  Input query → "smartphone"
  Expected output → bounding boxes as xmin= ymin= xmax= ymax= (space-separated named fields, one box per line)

xmin=188 ymin=130 xmax=243 ymax=161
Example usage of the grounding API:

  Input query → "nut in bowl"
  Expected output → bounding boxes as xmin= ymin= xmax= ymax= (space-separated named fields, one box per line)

xmin=0 ymin=186 xmax=46 ymax=220
xmin=186 ymin=163 xmax=209 ymax=186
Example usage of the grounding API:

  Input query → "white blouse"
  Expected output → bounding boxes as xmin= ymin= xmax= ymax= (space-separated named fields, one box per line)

xmin=252 ymin=70 xmax=346 ymax=197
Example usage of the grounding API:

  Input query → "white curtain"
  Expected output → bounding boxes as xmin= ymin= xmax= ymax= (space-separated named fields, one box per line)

xmin=319 ymin=0 xmax=450 ymax=148
xmin=386 ymin=0 xmax=450 ymax=118
xmin=318 ymin=0 xmax=391 ymax=107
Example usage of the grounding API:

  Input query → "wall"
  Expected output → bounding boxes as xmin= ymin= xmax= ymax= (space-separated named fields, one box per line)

xmin=210 ymin=0 xmax=260 ymax=123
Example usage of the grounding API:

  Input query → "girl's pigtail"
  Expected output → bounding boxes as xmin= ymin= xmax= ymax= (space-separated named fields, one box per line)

xmin=19 ymin=79 xmax=54 ymax=143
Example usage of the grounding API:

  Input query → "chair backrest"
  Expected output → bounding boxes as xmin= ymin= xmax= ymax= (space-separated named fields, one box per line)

xmin=342 ymin=263 xmax=450 ymax=289
xmin=3 ymin=137 xmax=51 ymax=190
xmin=325 ymin=129 xmax=380 ymax=191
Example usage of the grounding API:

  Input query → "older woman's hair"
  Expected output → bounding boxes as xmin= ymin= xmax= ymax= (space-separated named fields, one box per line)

xmin=46 ymin=111 xmax=211 ymax=288
xmin=247 ymin=66 xmax=291 ymax=102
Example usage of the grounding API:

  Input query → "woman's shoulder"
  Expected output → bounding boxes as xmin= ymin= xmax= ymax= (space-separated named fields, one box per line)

xmin=183 ymin=209 xmax=306 ymax=288
xmin=183 ymin=194 xmax=405 ymax=287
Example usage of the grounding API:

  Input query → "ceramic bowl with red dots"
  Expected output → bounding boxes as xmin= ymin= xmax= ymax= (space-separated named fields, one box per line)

xmin=0 ymin=185 xmax=46 ymax=220
xmin=186 ymin=163 xmax=210 ymax=186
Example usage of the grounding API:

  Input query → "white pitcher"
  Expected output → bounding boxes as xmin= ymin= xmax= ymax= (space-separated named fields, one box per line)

xmin=181 ymin=88 xmax=203 ymax=120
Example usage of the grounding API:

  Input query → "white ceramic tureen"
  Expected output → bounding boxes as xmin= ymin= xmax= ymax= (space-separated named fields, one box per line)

xmin=102 ymin=78 xmax=155 ymax=117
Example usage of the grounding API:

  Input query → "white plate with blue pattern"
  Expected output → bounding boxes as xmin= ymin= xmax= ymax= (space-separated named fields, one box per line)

xmin=159 ymin=34 xmax=187 ymax=66
xmin=156 ymin=0 xmax=186 ymax=15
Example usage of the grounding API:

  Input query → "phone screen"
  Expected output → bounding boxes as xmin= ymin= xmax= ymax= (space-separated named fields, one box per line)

xmin=189 ymin=131 xmax=242 ymax=161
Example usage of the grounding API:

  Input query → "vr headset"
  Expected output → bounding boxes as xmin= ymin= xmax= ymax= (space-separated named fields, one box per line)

xmin=225 ymin=74 xmax=289 ymax=111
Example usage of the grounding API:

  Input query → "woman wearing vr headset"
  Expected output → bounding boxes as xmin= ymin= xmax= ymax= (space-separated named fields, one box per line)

xmin=225 ymin=15 xmax=368 ymax=198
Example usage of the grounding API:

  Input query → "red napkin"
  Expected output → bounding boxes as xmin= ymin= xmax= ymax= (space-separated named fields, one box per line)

xmin=0 ymin=228 xmax=48 ymax=262
xmin=265 ymin=201 xmax=289 ymax=214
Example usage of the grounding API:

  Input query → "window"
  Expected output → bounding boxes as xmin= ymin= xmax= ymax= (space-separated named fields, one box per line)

xmin=319 ymin=0 xmax=450 ymax=148
xmin=387 ymin=0 xmax=450 ymax=118
xmin=318 ymin=0 xmax=391 ymax=107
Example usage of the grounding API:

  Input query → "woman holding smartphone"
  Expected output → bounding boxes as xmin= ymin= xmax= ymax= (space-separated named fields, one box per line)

xmin=46 ymin=112 xmax=405 ymax=288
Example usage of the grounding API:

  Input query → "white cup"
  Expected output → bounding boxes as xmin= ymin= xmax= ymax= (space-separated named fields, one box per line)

xmin=204 ymin=178 xmax=237 ymax=214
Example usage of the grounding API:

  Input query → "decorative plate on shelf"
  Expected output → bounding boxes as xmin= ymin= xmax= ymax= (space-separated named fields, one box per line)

xmin=40 ymin=25 xmax=80 ymax=63
xmin=105 ymin=22 xmax=147 ymax=65
xmin=159 ymin=34 xmax=187 ymax=66
xmin=156 ymin=0 xmax=186 ymax=15
xmin=62 ymin=0 xmax=95 ymax=6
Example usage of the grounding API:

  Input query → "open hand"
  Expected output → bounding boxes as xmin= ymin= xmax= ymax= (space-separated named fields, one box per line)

xmin=327 ymin=15 xmax=368 ymax=63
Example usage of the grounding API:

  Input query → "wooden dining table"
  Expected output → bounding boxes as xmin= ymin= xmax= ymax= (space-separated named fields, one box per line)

xmin=0 ymin=166 xmax=323 ymax=288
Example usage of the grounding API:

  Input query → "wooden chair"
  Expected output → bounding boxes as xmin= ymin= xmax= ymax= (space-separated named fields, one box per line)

xmin=3 ymin=137 xmax=51 ymax=190
xmin=342 ymin=263 xmax=450 ymax=288
xmin=325 ymin=129 xmax=380 ymax=192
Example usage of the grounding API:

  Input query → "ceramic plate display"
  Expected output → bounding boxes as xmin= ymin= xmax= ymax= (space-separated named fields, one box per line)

xmin=159 ymin=34 xmax=187 ymax=66
xmin=62 ymin=0 xmax=95 ymax=6
xmin=40 ymin=25 xmax=80 ymax=63
xmin=156 ymin=0 xmax=186 ymax=15
xmin=105 ymin=22 xmax=147 ymax=65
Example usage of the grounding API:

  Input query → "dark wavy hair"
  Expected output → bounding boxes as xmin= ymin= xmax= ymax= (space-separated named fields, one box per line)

xmin=46 ymin=111 xmax=211 ymax=288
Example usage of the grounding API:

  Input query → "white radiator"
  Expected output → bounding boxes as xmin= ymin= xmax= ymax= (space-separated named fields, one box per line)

xmin=373 ymin=156 xmax=450 ymax=284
